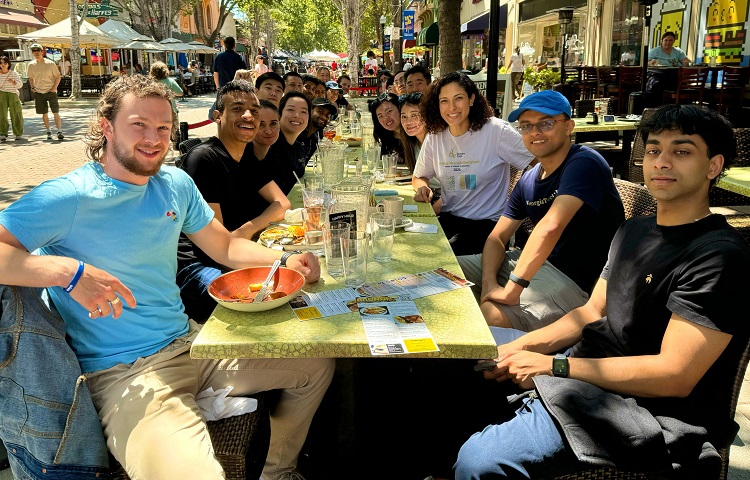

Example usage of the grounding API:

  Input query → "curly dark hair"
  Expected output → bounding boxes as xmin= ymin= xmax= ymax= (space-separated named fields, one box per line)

xmin=422 ymin=71 xmax=493 ymax=134
xmin=368 ymin=93 xmax=404 ymax=156
xmin=640 ymin=104 xmax=736 ymax=187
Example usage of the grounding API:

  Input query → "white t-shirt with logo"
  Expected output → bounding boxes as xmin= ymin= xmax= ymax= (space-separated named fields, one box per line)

xmin=414 ymin=117 xmax=534 ymax=221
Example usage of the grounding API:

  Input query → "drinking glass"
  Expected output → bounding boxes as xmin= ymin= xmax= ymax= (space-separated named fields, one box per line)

xmin=342 ymin=231 xmax=368 ymax=288
xmin=323 ymin=221 xmax=350 ymax=278
xmin=302 ymin=207 xmax=325 ymax=256
xmin=369 ymin=212 xmax=395 ymax=262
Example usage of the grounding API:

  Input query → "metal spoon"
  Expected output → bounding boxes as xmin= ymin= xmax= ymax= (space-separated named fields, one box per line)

xmin=278 ymin=236 xmax=295 ymax=245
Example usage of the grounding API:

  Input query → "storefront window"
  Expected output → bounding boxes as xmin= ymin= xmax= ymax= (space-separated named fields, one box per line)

xmin=519 ymin=10 xmax=586 ymax=68
xmin=610 ymin=0 xmax=644 ymax=66
xmin=462 ymin=30 xmax=506 ymax=74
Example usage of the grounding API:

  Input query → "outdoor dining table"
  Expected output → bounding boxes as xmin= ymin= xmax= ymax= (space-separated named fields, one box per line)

xmin=189 ymin=170 xmax=497 ymax=361
xmin=717 ymin=166 xmax=750 ymax=198
xmin=572 ymin=117 xmax=639 ymax=159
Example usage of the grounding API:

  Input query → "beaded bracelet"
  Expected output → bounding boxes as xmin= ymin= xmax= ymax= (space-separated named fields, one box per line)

xmin=64 ymin=260 xmax=85 ymax=293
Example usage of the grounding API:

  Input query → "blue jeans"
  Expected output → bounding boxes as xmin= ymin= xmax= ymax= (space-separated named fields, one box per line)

xmin=176 ymin=261 xmax=223 ymax=323
xmin=0 ymin=285 xmax=109 ymax=479
xmin=453 ymin=327 xmax=583 ymax=479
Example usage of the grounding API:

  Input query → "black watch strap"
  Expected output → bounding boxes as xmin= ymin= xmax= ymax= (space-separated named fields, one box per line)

xmin=508 ymin=271 xmax=530 ymax=288
xmin=280 ymin=250 xmax=302 ymax=267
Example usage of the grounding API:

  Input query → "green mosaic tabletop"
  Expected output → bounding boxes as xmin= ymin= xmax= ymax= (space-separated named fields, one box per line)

xmin=190 ymin=183 xmax=498 ymax=360
xmin=572 ymin=118 xmax=639 ymax=134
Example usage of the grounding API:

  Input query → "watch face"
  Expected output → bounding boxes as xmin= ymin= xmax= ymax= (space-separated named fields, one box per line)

xmin=552 ymin=355 xmax=568 ymax=377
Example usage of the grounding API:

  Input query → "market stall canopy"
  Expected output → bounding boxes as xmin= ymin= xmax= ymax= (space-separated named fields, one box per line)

xmin=404 ymin=46 xmax=431 ymax=55
xmin=18 ymin=17 xmax=121 ymax=47
xmin=114 ymin=40 xmax=165 ymax=51
xmin=99 ymin=19 xmax=153 ymax=42
xmin=188 ymin=41 xmax=219 ymax=54
xmin=304 ymin=49 xmax=340 ymax=62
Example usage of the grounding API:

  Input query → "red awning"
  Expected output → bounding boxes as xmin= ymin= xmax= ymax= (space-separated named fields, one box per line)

xmin=403 ymin=39 xmax=416 ymax=49
xmin=0 ymin=7 xmax=47 ymax=28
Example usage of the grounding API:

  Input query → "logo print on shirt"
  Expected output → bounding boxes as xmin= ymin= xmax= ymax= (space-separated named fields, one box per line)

xmin=166 ymin=211 xmax=178 ymax=222
xmin=645 ymin=274 xmax=653 ymax=284
xmin=459 ymin=174 xmax=477 ymax=190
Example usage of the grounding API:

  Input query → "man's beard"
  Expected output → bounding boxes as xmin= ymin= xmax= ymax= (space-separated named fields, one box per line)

xmin=111 ymin=138 xmax=166 ymax=177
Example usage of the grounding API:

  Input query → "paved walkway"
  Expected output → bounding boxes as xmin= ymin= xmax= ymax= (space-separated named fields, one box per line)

xmin=1 ymin=92 xmax=750 ymax=479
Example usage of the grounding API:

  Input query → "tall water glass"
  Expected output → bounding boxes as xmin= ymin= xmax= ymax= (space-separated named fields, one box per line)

xmin=342 ymin=231 xmax=368 ymax=288
xmin=370 ymin=212 xmax=395 ymax=262
xmin=302 ymin=206 xmax=325 ymax=256
xmin=323 ymin=221 xmax=350 ymax=278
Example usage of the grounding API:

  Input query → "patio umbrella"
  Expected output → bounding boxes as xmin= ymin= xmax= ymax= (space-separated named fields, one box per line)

xmin=114 ymin=40 xmax=165 ymax=52
xmin=159 ymin=38 xmax=195 ymax=52
xmin=188 ymin=41 xmax=219 ymax=54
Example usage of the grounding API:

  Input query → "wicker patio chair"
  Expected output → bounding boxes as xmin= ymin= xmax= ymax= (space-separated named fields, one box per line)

xmin=613 ymin=178 xmax=656 ymax=218
xmin=109 ymin=392 xmax=272 ymax=480
xmin=710 ymin=127 xmax=750 ymax=206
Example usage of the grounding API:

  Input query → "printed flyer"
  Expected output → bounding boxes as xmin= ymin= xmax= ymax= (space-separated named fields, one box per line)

xmin=357 ymin=297 xmax=439 ymax=355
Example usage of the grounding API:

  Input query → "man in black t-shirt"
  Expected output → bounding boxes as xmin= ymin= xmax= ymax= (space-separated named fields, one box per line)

xmin=177 ymin=81 xmax=292 ymax=322
xmin=300 ymin=97 xmax=336 ymax=161
xmin=212 ymin=36 xmax=246 ymax=90
xmin=454 ymin=105 xmax=750 ymax=480
xmin=458 ymin=90 xmax=625 ymax=331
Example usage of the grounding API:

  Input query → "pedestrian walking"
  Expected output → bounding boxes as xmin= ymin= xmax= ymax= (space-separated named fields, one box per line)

xmin=507 ymin=46 xmax=525 ymax=99
xmin=27 ymin=43 xmax=63 ymax=141
xmin=0 ymin=55 xmax=23 ymax=142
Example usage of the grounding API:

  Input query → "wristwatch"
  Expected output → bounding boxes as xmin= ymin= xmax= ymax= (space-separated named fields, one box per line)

xmin=280 ymin=250 xmax=302 ymax=267
xmin=552 ymin=353 xmax=569 ymax=378
xmin=508 ymin=272 xmax=530 ymax=288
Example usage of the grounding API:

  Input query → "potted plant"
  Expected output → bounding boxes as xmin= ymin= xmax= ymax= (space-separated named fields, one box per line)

xmin=523 ymin=66 xmax=561 ymax=91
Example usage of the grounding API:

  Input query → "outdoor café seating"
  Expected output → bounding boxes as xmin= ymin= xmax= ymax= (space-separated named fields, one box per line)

xmin=716 ymin=65 xmax=750 ymax=116
xmin=596 ymin=66 xmax=618 ymax=98
xmin=662 ymin=66 xmax=708 ymax=105
xmin=605 ymin=66 xmax=642 ymax=114
xmin=573 ymin=66 xmax=598 ymax=100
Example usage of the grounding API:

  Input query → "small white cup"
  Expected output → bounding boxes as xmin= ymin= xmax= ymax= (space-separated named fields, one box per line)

xmin=376 ymin=196 xmax=404 ymax=224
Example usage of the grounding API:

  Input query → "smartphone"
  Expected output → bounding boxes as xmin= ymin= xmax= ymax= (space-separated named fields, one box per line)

xmin=473 ymin=360 xmax=498 ymax=372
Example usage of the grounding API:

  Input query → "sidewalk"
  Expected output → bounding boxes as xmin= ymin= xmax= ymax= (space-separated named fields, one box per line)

xmin=1 ymin=92 xmax=750 ymax=479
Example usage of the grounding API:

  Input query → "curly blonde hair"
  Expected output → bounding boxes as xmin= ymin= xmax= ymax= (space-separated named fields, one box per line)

xmin=149 ymin=61 xmax=170 ymax=80
xmin=234 ymin=69 xmax=253 ymax=82
xmin=84 ymin=75 xmax=176 ymax=162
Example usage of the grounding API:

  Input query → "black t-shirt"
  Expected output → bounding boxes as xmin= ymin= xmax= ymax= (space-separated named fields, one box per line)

xmin=177 ymin=137 xmax=274 ymax=269
xmin=572 ymin=214 xmax=750 ymax=445
xmin=300 ymin=128 xmax=323 ymax=161
xmin=212 ymin=50 xmax=246 ymax=88
xmin=504 ymin=145 xmax=625 ymax=292
xmin=267 ymin=136 xmax=307 ymax=195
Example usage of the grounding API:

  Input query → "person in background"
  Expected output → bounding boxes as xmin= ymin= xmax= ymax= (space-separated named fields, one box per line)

xmin=302 ymin=75 xmax=326 ymax=100
xmin=393 ymin=70 xmax=406 ymax=95
xmin=337 ymin=74 xmax=352 ymax=96
xmin=268 ymin=91 xmax=311 ymax=194
xmin=648 ymin=31 xmax=690 ymax=66
xmin=300 ymin=97 xmax=336 ymax=161
xmin=413 ymin=72 xmax=534 ymax=255
xmin=316 ymin=66 xmax=331 ymax=83
xmin=507 ymin=46 xmax=525 ymax=99
xmin=379 ymin=70 xmax=394 ymax=94
xmin=404 ymin=65 xmax=431 ymax=96
xmin=283 ymin=71 xmax=304 ymax=94
xmin=331 ymin=60 xmax=338 ymax=72
xmin=454 ymin=104 xmax=750 ymax=480
xmin=149 ymin=61 xmax=183 ymax=115
xmin=398 ymin=92 xmax=426 ymax=171
xmin=178 ymin=84 xmax=291 ymax=322
xmin=185 ymin=60 xmax=199 ymax=96
xmin=134 ymin=63 xmax=143 ymax=74
xmin=364 ymin=50 xmax=378 ymax=76
xmin=252 ymin=99 xmax=283 ymax=161
xmin=369 ymin=92 xmax=404 ymax=159
xmin=59 ymin=55 xmax=71 ymax=76
xmin=252 ymin=55 xmax=270 ymax=81
xmin=213 ymin=36 xmax=246 ymax=90
xmin=620 ymin=47 xmax=636 ymax=65
xmin=325 ymin=80 xmax=347 ymax=110
xmin=255 ymin=71 xmax=285 ymax=107
xmin=27 ymin=43 xmax=63 ymax=141
xmin=458 ymin=90 xmax=625 ymax=330
xmin=233 ymin=69 xmax=253 ymax=83
xmin=0 ymin=74 xmax=332 ymax=480
xmin=0 ymin=55 xmax=24 ymax=142
xmin=432 ymin=60 xmax=441 ymax=78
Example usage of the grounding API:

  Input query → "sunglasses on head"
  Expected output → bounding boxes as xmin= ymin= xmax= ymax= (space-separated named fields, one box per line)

xmin=398 ymin=93 xmax=422 ymax=103
xmin=31 ymin=49 xmax=42 ymax=52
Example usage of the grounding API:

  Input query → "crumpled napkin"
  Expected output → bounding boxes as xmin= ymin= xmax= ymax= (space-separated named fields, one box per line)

xmin=284 ymin=208 xmax=305 ymax=223
xmin=195 ymin=386 xmax=258 ymax=421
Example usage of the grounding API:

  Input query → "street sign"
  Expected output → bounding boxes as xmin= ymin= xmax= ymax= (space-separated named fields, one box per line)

xmin=384 ymin=35 xmax=391 ymax=52
xmin=76 ymin=0 xmax=118 ymax=18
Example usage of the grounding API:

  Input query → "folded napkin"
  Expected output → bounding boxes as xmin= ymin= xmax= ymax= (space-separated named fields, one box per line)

xmin=405 ymin=222 xmax=439 ymax=234
xmin=196 ymin=386 xmax=258 ymax=421
xmin=284 ymin=208 xmax=304 ymax=223
xmin=374 ymin=189 xmax=399 ymax=196
xmin=403 ymin=205 xmax=418 ymax=212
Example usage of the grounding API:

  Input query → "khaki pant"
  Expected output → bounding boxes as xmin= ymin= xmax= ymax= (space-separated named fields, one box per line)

xmin=0 ymin=91 xmax=23 ymax=137
xmin=86 ymin=321 xmax=334 ymax=480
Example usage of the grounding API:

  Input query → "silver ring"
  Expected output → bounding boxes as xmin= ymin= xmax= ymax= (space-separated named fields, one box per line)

xmin=88 ymin=307 xmax=101 ymax=318
xmin=110 ymin=297 xmax=120 ymax=305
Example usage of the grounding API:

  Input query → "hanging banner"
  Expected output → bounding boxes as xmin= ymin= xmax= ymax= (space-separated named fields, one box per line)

xmin=384 ymin=35 xmax=391 ymax=52
xmin=403 ymin=10 xmax=415 ymax=40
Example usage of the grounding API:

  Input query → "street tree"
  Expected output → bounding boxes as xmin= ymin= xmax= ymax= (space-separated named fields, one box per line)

xmin=273 ymin=0 xmax=344 ymax=55
xmin=329 ymin=0 xmax=362 ymax=84
xmin=438 ymin=0 xmax=462 ymax=74
xmin=236 ymin=0 xmax=279 ymax=58
xmin=110 ymin=0 xmax=193 ymax=40
xmin=67 ymin=0 xmax=87 ymax=100
xmin=192 ymin=0 xmax=237 ymax=48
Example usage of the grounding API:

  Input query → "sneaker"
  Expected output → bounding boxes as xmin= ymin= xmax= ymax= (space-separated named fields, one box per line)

xmin=0 ymin=135 xmax=6 ymax=142
xmin=14 ymin=136 xmax=23 ymax=141
xmin=57 ymin=132 xmax=64 ymax=140
xmin=46 ymin=131 xmax=52 ymax=140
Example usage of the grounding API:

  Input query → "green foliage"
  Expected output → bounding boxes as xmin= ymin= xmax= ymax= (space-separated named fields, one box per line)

xmin=272 ymin=0 xmax=345 ymax=54
xmin=522 ymin=66 xmax=561 ymax=91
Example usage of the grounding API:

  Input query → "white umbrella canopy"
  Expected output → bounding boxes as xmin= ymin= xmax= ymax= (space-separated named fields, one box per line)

xmin=99 ymin=19 xmax=154 ymax=42
xmin=18 ymin=17 xmax=120 ymax=47
xmin=188 ymin=41 xmax=219 ymax=54
xmin=114 ymin=40 xmax=166 ymax=52
xmin=159 ymin=38 xmax=195 ymax=52
xmin=304 ymin=49 xmax=340 ymax=62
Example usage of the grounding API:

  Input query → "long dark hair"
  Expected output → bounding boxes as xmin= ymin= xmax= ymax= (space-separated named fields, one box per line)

xmin=397 ymin=93 xmax=424 ymax=171
xmin=369 ymin=93 xmax=404 ymax=157
xmin=422 ymin=71 xmax=493 ymax=134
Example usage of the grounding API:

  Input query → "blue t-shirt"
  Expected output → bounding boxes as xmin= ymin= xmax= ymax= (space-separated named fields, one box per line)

xmin=0 ymin=162 xmax=214 ymax=372
xmin=212 ymin=50 xmax=247 ymax=88
xmin=647 ymin=46 xmax=687 ymax=66
xmin=504 ymin=145 xmax=625 ymax=291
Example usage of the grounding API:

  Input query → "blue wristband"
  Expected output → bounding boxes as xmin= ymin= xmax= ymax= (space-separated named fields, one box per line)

xmin=64 ymin=261 xmax=85 ymax=293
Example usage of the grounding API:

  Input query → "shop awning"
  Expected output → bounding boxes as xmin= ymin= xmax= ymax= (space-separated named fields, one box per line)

xmin=417 ymin=23 xmax=438 ymax=46
xmin=461 ymin=5 xmax=507 ymax=34
xmin=0 ymin=7 xmax=46 ymax=28
xmin=403 ymin=39 xmax=416 ymax=50
xmin=235 ymin=43 xmax=248 ymax=53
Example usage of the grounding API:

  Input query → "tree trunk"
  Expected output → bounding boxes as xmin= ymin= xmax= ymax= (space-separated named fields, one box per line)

xmin=438 ymin=0 xmax=462 ymax=74
xmin=68 ymin=0 xmax=85 ymax=100
xmin=337 ymin=0 xmax=361 ymax=86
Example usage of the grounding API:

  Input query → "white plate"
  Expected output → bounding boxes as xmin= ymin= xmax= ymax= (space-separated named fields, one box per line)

xmin=395 ymin=217 xmax=414 ymax=229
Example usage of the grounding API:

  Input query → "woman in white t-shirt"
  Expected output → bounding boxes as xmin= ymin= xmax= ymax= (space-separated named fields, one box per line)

xmin=413 ymin=72 xmax=534 ymax=255
xmin=0 ymin=55 xmax=24 ymax=141
xmin=253 ymin=55 xmax=270 ymax=81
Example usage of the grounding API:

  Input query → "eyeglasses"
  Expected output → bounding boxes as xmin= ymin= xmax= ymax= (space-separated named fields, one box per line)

xmin=516 ymin=119 xmax=568 ymax=135
xmin=398 ymin=93 xmax=422 ymax=103
xmin=31 ymin=49 xmax=42 ymax=52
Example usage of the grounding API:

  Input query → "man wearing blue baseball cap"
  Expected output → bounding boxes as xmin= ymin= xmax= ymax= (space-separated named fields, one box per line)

xmin=458 ymin=89 xmax=625 ymax=331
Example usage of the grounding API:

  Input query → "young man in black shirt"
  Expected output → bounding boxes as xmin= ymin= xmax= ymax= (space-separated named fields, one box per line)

xmin=454 ymin=105 xmax=750 ymax=480
xmin=300 ymin=97 xmax=336 ymax=161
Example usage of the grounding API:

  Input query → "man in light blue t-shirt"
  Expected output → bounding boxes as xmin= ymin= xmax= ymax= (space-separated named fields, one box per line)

xmin=0 ymin=74 xmax=333 ymax=480
xmin=648 ymin=31 xmax=690 ymax=66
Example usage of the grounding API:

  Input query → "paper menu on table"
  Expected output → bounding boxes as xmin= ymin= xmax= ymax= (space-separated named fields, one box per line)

xmin=357 ymin=297 xmax=439 ymax=355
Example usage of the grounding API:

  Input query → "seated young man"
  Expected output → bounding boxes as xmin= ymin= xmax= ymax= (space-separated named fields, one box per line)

xmin=283 ymin=71 xmax=304 ymax=94
xmin=0 ymin=75 xmax=332 ymax=480
xmin=458 ymin=90 xmax=625 ymax=331
xmin=454 ymin=104 xmax=750 ymax=479
xmin=255 ymin=71 xmax=285 ymax=107
xmin=300 ymin=97 xmax=336 ymax=162
xmin=178 ymin=82 xmax=292 ymax=323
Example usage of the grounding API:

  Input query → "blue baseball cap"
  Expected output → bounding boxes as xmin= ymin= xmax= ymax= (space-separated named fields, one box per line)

xmin=325 ymin=81 xmax=342 ymax=90
xmin=508 ymin=90 xmax=572 ymax=123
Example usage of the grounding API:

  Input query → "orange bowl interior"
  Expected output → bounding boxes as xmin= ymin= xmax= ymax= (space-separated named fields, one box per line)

xmin=208 ymin=266 xmax=305 ymax=302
